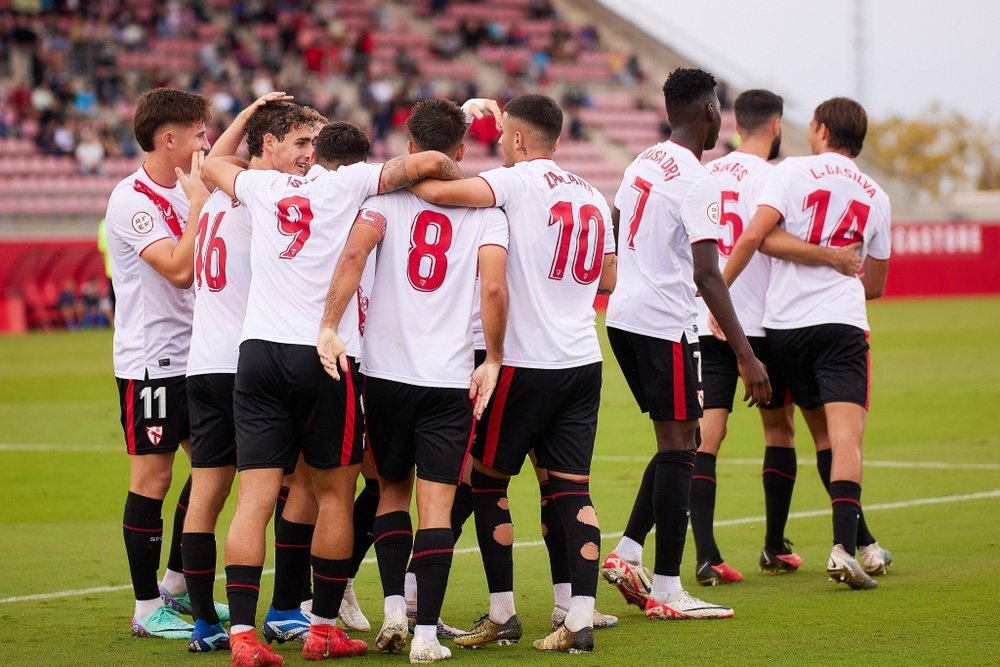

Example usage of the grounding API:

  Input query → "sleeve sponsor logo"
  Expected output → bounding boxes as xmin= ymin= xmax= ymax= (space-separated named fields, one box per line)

xmin=132 ymin=211 xmax=154 ymax=234
xmin=706 ymin=202 xmax=720 ymax=225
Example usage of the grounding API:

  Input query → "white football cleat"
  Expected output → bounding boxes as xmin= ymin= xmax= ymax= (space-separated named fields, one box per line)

xmin=338 ymin=584 xmax=371 ymax=632
xmin=644 ymin=590 xmax=734 ymax=620
xmin=827 ymin=544 xmax=878 ymax=590
xmin=409 ymin=636 xmax=452 ymax=664
xmin=375 ymin=607 xmax=409 ymax=654
xmin=857 ymin=542 xmax=893 ymax=575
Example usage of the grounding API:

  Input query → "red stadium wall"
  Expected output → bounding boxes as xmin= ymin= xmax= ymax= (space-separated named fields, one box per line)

xmin=1 ymin=222 xmax=998 ymax=333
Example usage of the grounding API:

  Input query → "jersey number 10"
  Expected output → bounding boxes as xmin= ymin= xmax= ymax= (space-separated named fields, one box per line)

xmin=548 ymin=201 xmax=605 ymax=284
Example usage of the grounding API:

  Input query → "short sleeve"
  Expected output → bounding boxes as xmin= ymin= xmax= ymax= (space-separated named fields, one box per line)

xmin=234 ymin=169 xmax=273 ymax=208
xmin=479 ymin=209 xmax=509 ymax=249
xmin=355 ymin=193 xmax=390 ymax=241
xmin=106 ymin=189 xmax=171 ymax=255
xmin=755 ymin=160 xmax=792 ymax=218
xmin=601 ymin=200 xmax=616 ymax=253
xmin=343 ymin=162 xmax=383 ymax=202
xmin=614 ymin=159 xmax=639 ymax=211
xmin=478 ymin=166 xmax=522 ymax=208
xmin=679 ymin=174 xmax=721 ymax=244
xmin=866 ymin=195 xmax=892 ymax=260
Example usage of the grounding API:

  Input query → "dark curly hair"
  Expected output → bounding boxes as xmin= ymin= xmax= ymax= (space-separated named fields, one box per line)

xmin=245 ymin=102 xmax=327 ymax=158
xmin=662 ymin=68 xmax=717 ymax=120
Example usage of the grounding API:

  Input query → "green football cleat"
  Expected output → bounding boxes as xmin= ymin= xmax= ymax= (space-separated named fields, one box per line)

xmin=131 ymin=605 xmax=195 ymax=639
xmin=160 ymin=585 xmax=230 ymax=623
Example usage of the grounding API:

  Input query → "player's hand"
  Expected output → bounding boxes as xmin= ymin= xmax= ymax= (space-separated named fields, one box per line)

xmin=470 ymin=359 xmax=501 ymax=420
xmin=707 ymin=312 xmax=726 ymax=341
xmin=462 ymin=98 xmax=503 ymax=131
xmin=828 ymin=242 xmax=863 ymax=276
xmin=317 ymin=326 xmax=349 ymax=381
xmin=239 ymin=91 xmax=294 ymax=120
xmin=737 ymin=354 xmax=771 ymax=408
xmin=176 ymin=151 xmax=210 ymax=206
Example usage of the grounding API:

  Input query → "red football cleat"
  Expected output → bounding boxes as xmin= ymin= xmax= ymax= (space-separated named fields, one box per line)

xmin=302 ymin=623 xmax=368 ymax=660
xmin=230 ymin=629 xmax=285 ymax=667
xmin=696 ymin=561 xmax=744 ymax=586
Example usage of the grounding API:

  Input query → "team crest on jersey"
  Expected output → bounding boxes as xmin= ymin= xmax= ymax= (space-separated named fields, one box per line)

xmin=706 ymin=202 xmax=721 ymax=225
xmin=132 ymin=211 xmax=154 ymax=234
xmin=145 ymin=425 xmax=164 ymax=446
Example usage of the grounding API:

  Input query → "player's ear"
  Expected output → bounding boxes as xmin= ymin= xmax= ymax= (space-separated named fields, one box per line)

xmin=552 ymin=135 xmax=560 ymax=154
xmin=406 ymin=139 xmax=417 ymax=155
xmin=454 ymin=142 xmax=466 ymax=162
xmin=263 ymin=132 xmax=276 ymax=154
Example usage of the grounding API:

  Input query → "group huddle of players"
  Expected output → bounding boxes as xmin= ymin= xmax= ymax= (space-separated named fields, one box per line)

xmin=106 ymin=67 xmax=893 ymax=666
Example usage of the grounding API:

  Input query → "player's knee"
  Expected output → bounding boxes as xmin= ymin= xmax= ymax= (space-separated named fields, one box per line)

xmin=576 ymin=505 xmax=599 ymax=528
xmin=497 ymin=497 xmax=509 ymax=511
xmin=580 ymin=541 xmax=600 ymax=561
xmin=493 ymin=522 xmax=514 ymax=546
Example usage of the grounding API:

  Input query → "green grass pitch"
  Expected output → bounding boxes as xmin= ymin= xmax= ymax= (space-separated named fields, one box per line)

xmin=1 ymin=297 xmax=998 ymax=666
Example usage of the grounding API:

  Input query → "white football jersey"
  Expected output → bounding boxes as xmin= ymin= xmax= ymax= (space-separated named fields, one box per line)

xmin=756 ymin=152 xmax=891 ymax=331
xmin=606 ymin=142 xmax=720 ymax=342
xmin=187 ymin=189 xmax=251 ymax=376
xmin=479 ymin=159 xmax=614 ymax=369
xmin=696 ymin=152 xmax=773 ymax=337
xmin=471 ymin=277 xmax=485 ymax=351
xmin=360 ymin=190 xmax=508 ymax=388
xmin=106 ymin=165 xmax=194 ymax=379
xmin=235 ymin=162 xmax=382 ymax=355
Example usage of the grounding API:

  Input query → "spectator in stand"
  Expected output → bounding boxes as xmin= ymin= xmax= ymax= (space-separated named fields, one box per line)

xmin=460 ymin=18 xmax=488 ymax=51
xmin=529 ymin=0 xmax=556 ymax=20
xmin=431 ymin=28 xmax=463 ymax=59
xmin=75 ymin=126 xmax=105 ymax=174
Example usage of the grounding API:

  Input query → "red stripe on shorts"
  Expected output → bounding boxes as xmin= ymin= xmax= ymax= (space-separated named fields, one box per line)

xmin=672 ymin=341 xmax=686 ymax=420
xmin=457 ymin=414 xmax=476 ymax=485
xmin=341 ymin=365 xmax=356 ymax=466
xmin=482 ymin=367 xmax=515 ymax=468
xmin=126 ymin=379 xmax=136 ymax=455
xmin=864 ymin=331 xmax=871 ymax=411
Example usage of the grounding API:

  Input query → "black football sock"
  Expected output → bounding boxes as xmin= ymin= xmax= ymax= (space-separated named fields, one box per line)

xmin=272 ymin=518 xmax=314 ymax=611
xmin=226 ymin=564 xmax=263 ymax=628
xmin=762 ymin=447 xmax=797 ymax=552
xmin=830 ymin=480 xmax=862 ymax=555
xmin=623 ymin=457 xmax=657 ymax=545
xmin=450 ymin=481 xmax=475 ymax=542
xmin=274 ymin=485 xmax=290 ymax=538
xmin=818 ymin=449 xmax=876 ymax=547
xmin=165 ymin=476 xmax=191 ymax=574
xmin=123 ymin=492 xmax=164 ymax=602
xmin=471 ymin=468 xmax=514 ymax=593
xmin=539 ymin=480 xmax=571 ymax=587
xmin=373 ymin=511 xmax=413 ymax=598
xmin=652 ymin=450 xmax=695 ymax=577
xmin=410 ymin=528 xmax=454 ymax=627
xmin=182 ymin=532 xmax=219 ymax=624
xmin=349 ymin=478 xmax=380 ymax=578
xmin=548 ymin=476 xmax=600 ymax=598
xmin=311 ymin=556 xmax=350 ymax=620
xmin=689 ymin=451 xmax=722 ymax=564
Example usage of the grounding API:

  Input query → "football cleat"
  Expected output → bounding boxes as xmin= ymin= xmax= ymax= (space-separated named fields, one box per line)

xmin=301 ymin=623 xmax=368 ymax=660
xmin=550 ymin=605 xmax=618 ymax=630
xmin=406 ymin=609 xmax=467 ymax=640
xmin=189 ymin=618 xmax=230 ymax=652
xmin=409 ymin=636 xmax=452 ymax=664
xmin=827 ymin=544 xmax=878 ymax=590
xmin=858 ymin=542 xmax=893 ymax=575
xmin=160 ymin=585 xmax=231 ymax=623
xmin=376 ymin=607 xmax=409 ymax=654
xmin=600 ymin=551 xmax=652 ymax=609
xmin=759 ymin=539 xmax=803 ymax=574
xmin=695 ymin=561 xmax=744 ymax=587
xmin=262 ymin=605 xmax=312 ymax=644
xmin=131 ymin=605 xmax=194 ymax=639
xmin=230 ymin=629 xmax=285 ymax=667
xmin=532 ymin=625 xmax=594 ymax=653
xmin=453 ymin=614 xmax=522 ymax=648
xmin=644 ymin=590 xmax=734 ymax=620
xmin=338 ymin=585 xmax=371 ymax=632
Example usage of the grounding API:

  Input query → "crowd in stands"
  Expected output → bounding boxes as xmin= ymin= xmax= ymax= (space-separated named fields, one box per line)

xmin=0 ymin=0 xmax=668 ymax=168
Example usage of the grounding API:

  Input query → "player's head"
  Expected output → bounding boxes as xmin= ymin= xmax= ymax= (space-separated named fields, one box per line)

xmin=407 ymin=99 xmax=468 ymax=161
xmin=133 ymin=88 xmax=211 ymax=162
xmin=498 ymin=94 xmax=562 ymax=167
xmin=246 ymin=102 xmax=327 ymax=176
xmin=734 ymin=89 xmax=784 ymax=160
xmin=315 ymin=121 xmax=371 ymax=169
xmin=661 ymin=68 xmax=721 ymax=150
xmin=809 ymin=97 xmax=867 ymax=157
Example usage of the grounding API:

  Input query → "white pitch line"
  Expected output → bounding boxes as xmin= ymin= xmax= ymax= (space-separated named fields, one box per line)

xmin=2 ymin=444 xmax=999 ymax=471
xmin=1 ymin=489 xmax=996 ymax=605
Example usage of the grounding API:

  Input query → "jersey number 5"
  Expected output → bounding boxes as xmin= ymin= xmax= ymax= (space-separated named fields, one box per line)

xmin=276 ymin=196 xmax=313 ymax=259
xmin=549 ymin=201 xmax=605 ymax=284
xmin=195 ymin=210 xmax=228 ymax=291
xmin=408 ymin=210 xmax=453 ymax=292
xmin=803 ymin=189 xmax=870 ymax=247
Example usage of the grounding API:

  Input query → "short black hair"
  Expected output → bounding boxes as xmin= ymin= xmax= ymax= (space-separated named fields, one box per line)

xmin=814 ymin=97 xmax=868 ymax=158
xmin=407 ymin=99 xmax=468 ymax=153
xmin=503 ymin=94 xmax=562 ymax=144
xmin=662 ymin=68 xmax=717 ymax=121
xmin=734 ymin=89 xmax=783 ymax=133
xmin=315 ymin=121 xmax=371 ymax=166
